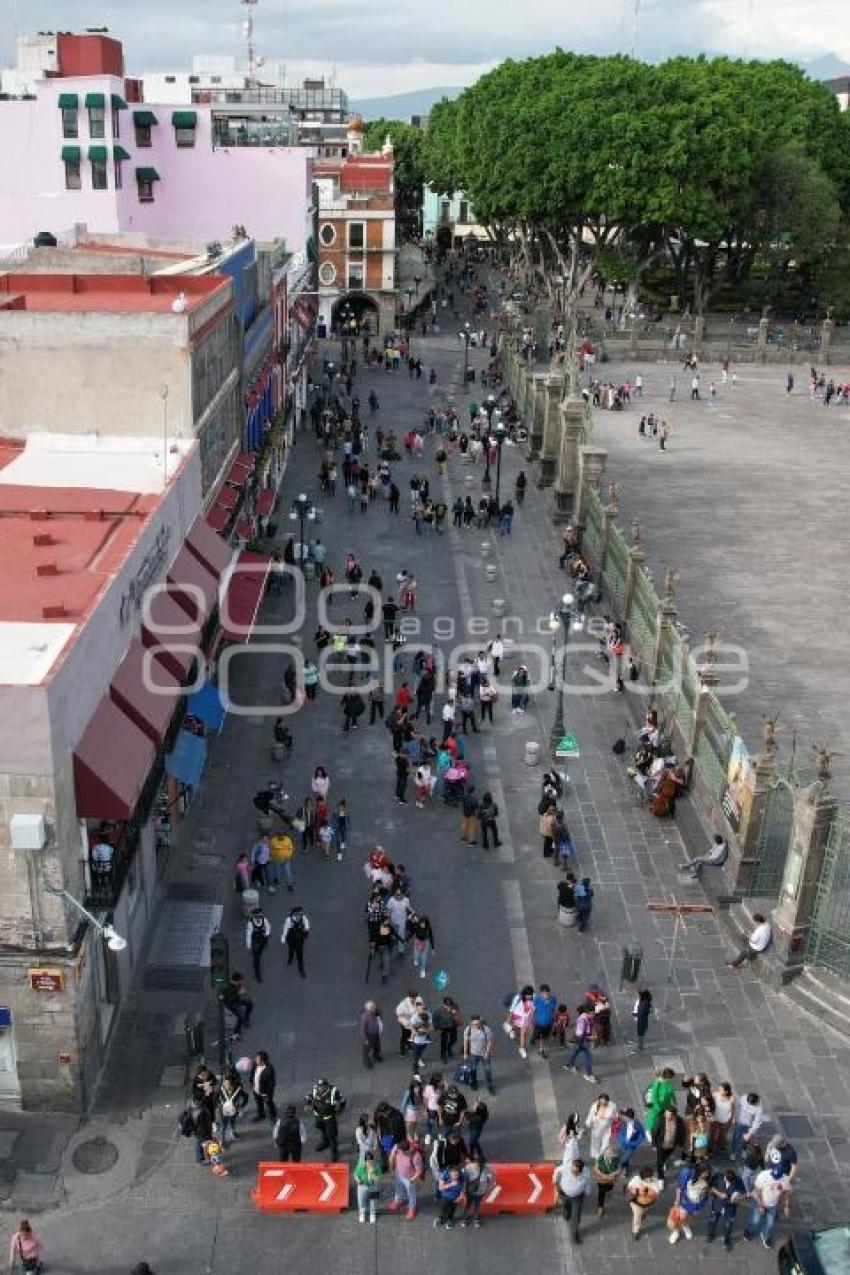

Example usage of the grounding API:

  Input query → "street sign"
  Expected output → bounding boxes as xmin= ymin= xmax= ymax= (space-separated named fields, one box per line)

xmin=479 ymin=1163 xmax=556 ymax=1214
xmin=555 ymin=734 xmax=580 ymax=759
xmin=251 ymin=1162 xmax=349 ymax=1213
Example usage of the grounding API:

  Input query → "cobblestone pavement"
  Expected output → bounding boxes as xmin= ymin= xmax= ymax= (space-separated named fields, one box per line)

xmin=5 ymin=286 xmax=850 ymax=1273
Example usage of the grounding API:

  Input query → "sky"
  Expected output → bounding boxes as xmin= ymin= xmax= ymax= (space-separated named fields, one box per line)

xmin=1 ymin=0 xmax=849 ymax=97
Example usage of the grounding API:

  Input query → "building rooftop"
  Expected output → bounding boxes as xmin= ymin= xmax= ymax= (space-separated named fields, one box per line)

xmin=0 ymin=272 xmax=228 ymax=314
xmin=0 ymin=432 xmax=192 ymax=494
xmin=0 ymin=434 xmax=193 ymax=684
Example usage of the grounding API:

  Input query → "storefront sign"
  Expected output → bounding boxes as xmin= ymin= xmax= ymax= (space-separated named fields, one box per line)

xmin=28 ymin=968 xmax=64 ymax=993
xmin=119 ymin=526 xmax=171 ymax=626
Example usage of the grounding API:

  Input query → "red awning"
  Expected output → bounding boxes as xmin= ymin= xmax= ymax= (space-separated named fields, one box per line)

xmin=141 ymin=589 xmax=201 ymax=681
xmin=74 ymin=695 xmax=156 ymax=820
xmin=206 ymin=505 xmax=230 ymax=533
xmin=166 ymin=546 xmax=218 ymax=623
xmin=224 ymin=455 xmax=254 ymax=488
xmin=110 ymin=638 xmax=181 ymax=745
xmin=235 ymin=517 xmax=254 ymax=540
xmin=220 ymin=550 xmax=271 ymax=643
xmin=185 ymin=516 xmax=233 ymax=577
xmin=256 ymin=489 xmax=275 ymax=517
xmin=215 ymin=486 xmax=239 ymax=510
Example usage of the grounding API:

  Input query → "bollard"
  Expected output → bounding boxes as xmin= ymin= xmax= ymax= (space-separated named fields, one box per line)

xmin=558 ymin=906 xmax=578 ymax=929
xmin=524 ymin=741 xmax=541 ymax=767
xmin=492 ymin=597 xmax=506 ymax=617
xmin=271 ymin=741 xmax=286 ymax=763
xmin=241 ymin=887 xmax=260 ymax=918
xmin=480 ymin=541 xmax=491 ymax=558
xmin=464 ymin=474 xmax=475 ymax=489
xmin=484 ymin=564 xmax=498 ymax=583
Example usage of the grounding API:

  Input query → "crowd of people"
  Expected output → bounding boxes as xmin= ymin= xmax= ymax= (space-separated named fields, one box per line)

xmin=159 ymin=248 xmax=808 ymax=1268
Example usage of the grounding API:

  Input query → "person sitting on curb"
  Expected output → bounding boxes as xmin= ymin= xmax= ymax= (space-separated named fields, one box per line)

xmin=679 ymin=834 xmax=727 ymax=879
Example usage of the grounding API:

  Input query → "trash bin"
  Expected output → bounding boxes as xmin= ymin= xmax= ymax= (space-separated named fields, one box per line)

xmin=620 ymin=944 xmax=643 ymax=986
xmin=241 ymin=887 xmax=260 ymax=918
xmin=185 ymin=1016 xmax=205 ymax=1059
xmin=271 ymin=741 xmax=286 ymax=762
xmin=558 ymin=905 xmax=577 ymax=928
xmin=524 ymin=741 xmax=541 ymax=767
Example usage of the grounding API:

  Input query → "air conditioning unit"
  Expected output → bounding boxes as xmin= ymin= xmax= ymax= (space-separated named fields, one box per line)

xmin=10 ymin=813 xmax=47 ymax=851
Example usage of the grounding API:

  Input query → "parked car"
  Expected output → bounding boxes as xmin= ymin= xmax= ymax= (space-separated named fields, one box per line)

xmin=778 ymin=1226 xmax=850 ymax=1274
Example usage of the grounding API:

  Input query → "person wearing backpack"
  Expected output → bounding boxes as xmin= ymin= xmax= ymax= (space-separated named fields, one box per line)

xmin=563 ymin=1005 xmax=597 ymax=1083
xmin=273 ymin=1104 xmax=307 ymax=1162
xmin=281 ymin=905 xmax=310 ymax=977
xmin=478 ymin=792 xmax=501 ymax=849
xmin=245 ymin=907 xmax=271 ymax=982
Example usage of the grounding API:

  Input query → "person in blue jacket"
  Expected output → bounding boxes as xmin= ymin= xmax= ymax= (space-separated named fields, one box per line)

xmin=615 ymin=1107 xmax=646 ymax=1170
xmin=668 ymin=1161 xmax=711 ymax=1244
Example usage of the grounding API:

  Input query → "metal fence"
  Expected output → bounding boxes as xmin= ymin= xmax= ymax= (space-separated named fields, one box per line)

xmin=582 ymin=483 xmax=736 ymax=815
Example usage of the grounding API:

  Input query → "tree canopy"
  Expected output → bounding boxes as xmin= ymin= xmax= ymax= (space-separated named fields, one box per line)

xmin=362 ymin=117 xmax=426 ymax=235
xmin=420 ymin=51 xmax=850 ymax=316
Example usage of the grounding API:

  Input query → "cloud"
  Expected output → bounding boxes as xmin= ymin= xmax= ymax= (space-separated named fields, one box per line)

xmin=1 ymin=0 xmax=849 ymax=95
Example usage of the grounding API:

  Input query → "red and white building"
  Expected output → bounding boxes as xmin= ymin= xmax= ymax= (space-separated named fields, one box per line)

xmin=314 ymin=117 xmax=396 ymax=334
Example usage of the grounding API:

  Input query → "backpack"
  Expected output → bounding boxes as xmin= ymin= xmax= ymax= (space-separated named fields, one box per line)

xmin=250 ymin=915 xmax=268 ymax=947
xmin=178 ymin=1108 xmax=196 ymax=1137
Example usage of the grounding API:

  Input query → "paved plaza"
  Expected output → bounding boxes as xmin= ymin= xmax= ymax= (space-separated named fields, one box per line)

xmin=589 ymin=359 xmax=850 ymax=795
xmin=3 ymin=302 xmax=850 ymax=1274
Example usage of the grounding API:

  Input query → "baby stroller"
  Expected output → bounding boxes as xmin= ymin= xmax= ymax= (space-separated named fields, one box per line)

xmin=442 ymin=763 xmax=469 ymax=806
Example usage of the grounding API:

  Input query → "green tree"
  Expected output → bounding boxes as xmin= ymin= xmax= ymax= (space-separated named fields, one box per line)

xmin=362 ymin=118 xmax=425 ymax=236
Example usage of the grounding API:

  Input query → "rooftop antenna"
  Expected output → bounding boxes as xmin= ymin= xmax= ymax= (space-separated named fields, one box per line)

xmin=242 ymin=0 xmax=258 ymax=86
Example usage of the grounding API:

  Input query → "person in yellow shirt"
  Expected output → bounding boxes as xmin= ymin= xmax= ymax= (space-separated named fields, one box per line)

xmin=269 ymin=831 xmax=295 ymax=893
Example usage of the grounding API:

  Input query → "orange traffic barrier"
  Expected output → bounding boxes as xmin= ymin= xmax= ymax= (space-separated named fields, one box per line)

xmin=252 ymin=1161 xmax=349 ymax=1213
xmin=479 ymin=1162 xmax=556 ymax=1215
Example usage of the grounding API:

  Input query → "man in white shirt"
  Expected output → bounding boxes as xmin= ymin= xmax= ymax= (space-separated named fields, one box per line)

xmin=387 ymin=888 xmax=411 ymax=956
xmin=680 ymin=834 xmax=728 ymax=878
xmin=742 ymin=1163 xmax=792 ymax=1249
xmin=552 ymin=1157 xmax=589 ymax=1242
xmin=728 ymin=914 xmax=772 ymax=969
xmin=395 ymin=990 xmax=418 ymax=1057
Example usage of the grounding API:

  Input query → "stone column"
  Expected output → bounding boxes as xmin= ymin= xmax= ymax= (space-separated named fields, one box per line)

xmin=537 ymin=372 xmax=563 ymax=486
xmin=687 ymin=631 xmax=718 ymax=757
xmin=756 ymin=315 xmax=769 ymax=365
xmin=552 ymin=396 xmax=586 ymax=521
xmin=820 ymin=316 xmax=834 ymax=367
xmin=572 ymin=445 xmax=607 ymax=527
xmin=522 ymin=370 xmax=535 ymax=434
xmin=652 ymin=568 xmax=679 ymax=686
xmin=599 ymin=487 xmax=619 ymax=575
xmin=768 ymin=759 xmax=837 ymax=983
xmin=524 ymin=373 xmax=545 ymax=462
xmin=622 ymin=516 xmax=644 ymax=622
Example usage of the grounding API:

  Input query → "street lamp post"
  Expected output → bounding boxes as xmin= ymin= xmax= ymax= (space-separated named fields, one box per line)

xmin=493 ymin=420 xmax=507 ymax=507
xmin=548 ymin=592 xmax=584 ymax=751
xmin=158 ymin=383 xmax=169 ymax=489
xmin=289 ymin=492 xmax=316 ymax=572
xmin=462 ymin=321 xmax=471 ymax=385
xmin=43 ymin=885 xmax=127 ymax=951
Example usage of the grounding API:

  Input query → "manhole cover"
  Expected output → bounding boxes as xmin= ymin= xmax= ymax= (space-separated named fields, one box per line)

xmin=71 ymin=1136 xmax=119 ymax=1174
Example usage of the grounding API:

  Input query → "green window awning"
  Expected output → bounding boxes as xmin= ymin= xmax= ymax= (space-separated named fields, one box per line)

xmin=113 ymin=145 xmax=131 ymax=162
xmin=135 ymin=167 xmax=160 ymax=182
xmin=88 ymin=145 xmax=108 ymax=162
xmin=133 ymin=109 xmax=158 ymax=127
xmin=85 ymin=92 xmax=105 ymax=109
xmin=58 ymin=93 xmax=78 ymax=110
xmin=61 ymin=145 xmax=81 ymax=164
xmin=171 ymin=110 xmax=197 ymax=128
xmin=111 ymin=93 xmax=127 ymax=110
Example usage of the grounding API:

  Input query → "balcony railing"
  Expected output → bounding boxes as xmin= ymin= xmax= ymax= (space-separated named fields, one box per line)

xmin=212 ymin=121 xmax=294 ymax=148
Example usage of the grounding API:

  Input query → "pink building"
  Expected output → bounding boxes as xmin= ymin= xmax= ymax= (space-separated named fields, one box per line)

xmin=0 ymin=34 xmax=314 ymax=255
